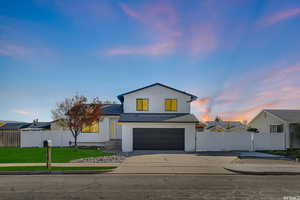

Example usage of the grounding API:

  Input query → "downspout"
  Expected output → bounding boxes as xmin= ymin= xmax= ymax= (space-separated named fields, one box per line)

xmin=195 ymin=128 xmax=197 ymax=152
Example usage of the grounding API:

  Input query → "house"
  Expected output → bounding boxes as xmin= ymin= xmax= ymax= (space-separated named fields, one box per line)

xmin=0 ymin=121 xmax=50 ymax=147
xmin=54 ymin=83 xmax=199 ymax=152
xmin=204 ymin=120 xmax=246 ymax=132
xmin=0 ymin=122 xmax=31 ymax=131
xmin=0 ymin=121 xmax=51 ymax=131
xmin=249 ymin=109 xmax=300 ymax=149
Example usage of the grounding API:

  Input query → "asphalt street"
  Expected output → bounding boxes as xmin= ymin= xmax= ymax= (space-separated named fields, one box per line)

xmin=0 ymin=174 xmax=300 ymax=200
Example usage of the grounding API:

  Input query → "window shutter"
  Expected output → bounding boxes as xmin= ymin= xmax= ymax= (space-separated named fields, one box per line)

xmin=165 ymin=100 xmax=171 ymax=111
xmin=171 ymin=99 xmax=177 ymax=111
xmin=136 ymin=99 xmax=143 ymax=111
xmin=143 ymin=99 xmax=148 ymax=111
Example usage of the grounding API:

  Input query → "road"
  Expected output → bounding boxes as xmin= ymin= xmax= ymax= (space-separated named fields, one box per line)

xmin=0 ymin=174 xmax=299 ymax=200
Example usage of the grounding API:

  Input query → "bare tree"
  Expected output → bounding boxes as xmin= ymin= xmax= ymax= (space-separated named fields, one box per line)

xmin=51 ymin=95 xmax=102 ymax=148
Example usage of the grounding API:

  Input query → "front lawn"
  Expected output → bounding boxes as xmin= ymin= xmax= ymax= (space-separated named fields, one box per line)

xmin=260 ymin=150 xmax=300 ymax=159
xmin=0 ymin=166 xmax=116 ymax=171
xmin=0 ymin=147 xmax=113 ymax=163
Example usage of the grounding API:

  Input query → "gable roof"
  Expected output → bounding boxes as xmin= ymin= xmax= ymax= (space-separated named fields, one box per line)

xmin=117 ymin=83 xmax=197 ymax=103
xmin=0 ymin=122 xmax=31 ymax=130
xmin=119 ymin=113 xmax=199 ymax=123
xmin=28 ymin=122 xmax=51 ymax=129
xmin=265 ymin=109 xmax=300 ymax=123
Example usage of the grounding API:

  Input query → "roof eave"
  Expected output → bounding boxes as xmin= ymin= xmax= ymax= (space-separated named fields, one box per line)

xmin=117 ymin=83 xmax=197 ymax=102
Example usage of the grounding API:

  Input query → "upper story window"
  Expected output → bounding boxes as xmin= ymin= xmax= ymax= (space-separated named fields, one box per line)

xmin=136 ymin=99 xmax=149 ymax=111
xmin=270 ymin=124 xmax=283 ymax=133
xmin=165 ymin=99 xmax=177 ymax=111
xmin=82 ymin=120 xmax=100 ymax=133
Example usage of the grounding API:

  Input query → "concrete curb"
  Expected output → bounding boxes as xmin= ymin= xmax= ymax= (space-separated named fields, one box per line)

xmin=223 ymin=167 xmax=300 ymax=175
xmin=0 ymin=169 xmax=114 ymax=175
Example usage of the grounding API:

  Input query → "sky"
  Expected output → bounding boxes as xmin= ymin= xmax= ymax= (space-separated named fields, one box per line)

xmin=1 ymin=0 xmax=300 ymax=123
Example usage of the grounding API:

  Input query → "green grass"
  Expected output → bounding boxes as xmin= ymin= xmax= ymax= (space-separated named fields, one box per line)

xmin=0 ymin=166 xmax=116 ymax=171
xmin=0 ymin=147 xmax=113 ymax=163
xmin=260 ymin=150 xmax=300 ymax=159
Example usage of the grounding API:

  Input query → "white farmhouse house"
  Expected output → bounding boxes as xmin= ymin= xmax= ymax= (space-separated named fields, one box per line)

xmin=249 ymin=109 xmax=300 ymax=149
xmin=51 ymin=83 xmax=199 ymax=152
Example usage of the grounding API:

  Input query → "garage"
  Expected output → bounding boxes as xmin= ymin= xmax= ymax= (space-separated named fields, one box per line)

xmin=133 ymin=128 xmax=184 ymax=150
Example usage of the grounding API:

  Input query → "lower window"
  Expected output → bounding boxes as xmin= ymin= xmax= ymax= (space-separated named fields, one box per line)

xmin=82 ymin=120 xmax=100 ymax=133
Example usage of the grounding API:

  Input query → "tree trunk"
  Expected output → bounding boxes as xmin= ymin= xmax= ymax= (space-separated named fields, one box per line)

xmin=74 ymin=132 xmax=78 ymax=149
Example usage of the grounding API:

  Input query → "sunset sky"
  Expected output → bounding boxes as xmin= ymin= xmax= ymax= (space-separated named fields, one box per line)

xmin=1 ymin=0 xmax=300 ymax=122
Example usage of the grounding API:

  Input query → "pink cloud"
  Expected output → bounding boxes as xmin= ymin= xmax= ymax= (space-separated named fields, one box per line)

xmin=0 ymin=44 xmax=33 ymax=57
xmin=221 ymin=101 xmax=281 ymax=121
xmin=0 ymin=42 xmax=54 ymax=60
xmin=187 ymin=25 xmax=218 ymax=56
xmin=119 ymin=2 xmax=180 ymax=40
xmin=105 ymin=41 xmax=176 ymax=56
xmin=193 ymin=62 xmax=300 ymax=122
xmin=258 ymin=8 xmax=300 ymax=27
xmin=11 ymin=109 xmax=32 ymax=115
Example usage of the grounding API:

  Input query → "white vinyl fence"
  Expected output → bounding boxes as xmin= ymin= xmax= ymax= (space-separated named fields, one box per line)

xmin=21 ymin=131 xmax=74 ymax=147
xmin=21 ymin=130 xmax=286 ymax=151
xmin=196 ymin=132 xmax=286 ymax=151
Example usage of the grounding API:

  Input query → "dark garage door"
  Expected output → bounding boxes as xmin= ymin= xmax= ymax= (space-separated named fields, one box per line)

xmin=133 ymin=128 xmax=184 ymax=150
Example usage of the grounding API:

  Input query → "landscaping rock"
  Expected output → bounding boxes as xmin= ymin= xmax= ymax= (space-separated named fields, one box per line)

xmin=70 ymin=155 xmax=125 ymax=163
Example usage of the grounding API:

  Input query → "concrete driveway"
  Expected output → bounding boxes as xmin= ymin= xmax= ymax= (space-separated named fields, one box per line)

xmin=111 ymin=151 xmax=236 ymax=174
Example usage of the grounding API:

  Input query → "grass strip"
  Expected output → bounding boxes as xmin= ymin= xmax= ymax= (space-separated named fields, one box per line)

xmin=0 ymin=147 xmax=113 ymax=163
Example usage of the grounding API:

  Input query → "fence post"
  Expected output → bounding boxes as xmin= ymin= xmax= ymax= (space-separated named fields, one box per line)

xmin=250 ymin=132 xmax=254 ymax=151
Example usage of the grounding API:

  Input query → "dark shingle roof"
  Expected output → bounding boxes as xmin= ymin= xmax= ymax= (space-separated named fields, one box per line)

xmin=0 ymin=122 xmax=51 ymax=130
xmin=265 ymin=109 xmax=300 ymax=123
xmin=28 ymin=122 xmax=51 ymax=129
xmin=117 ymin=83 xmax=197 ymax=103
xmin=101 ymin=104 xmax=123 ymax=115
xmin=0 ymin=122 xmax=31 ymax=130
xmin=119 ymin=113 xmax=199 ymax=123
xmin=205 ymin=121 xmax=243 ymax=129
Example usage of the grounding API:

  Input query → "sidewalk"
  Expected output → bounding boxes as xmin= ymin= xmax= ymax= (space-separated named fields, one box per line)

xmin=224 ymin=158 xmax=300 ymax=175
xmin=0 ymin=163 xmax=120 ymax=167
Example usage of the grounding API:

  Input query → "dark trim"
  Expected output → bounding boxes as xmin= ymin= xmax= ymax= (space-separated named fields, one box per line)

xmin=117 ymin=83 xmax=197 ymax=103
xmin=118 ymin=121 xmax=198 ymax=123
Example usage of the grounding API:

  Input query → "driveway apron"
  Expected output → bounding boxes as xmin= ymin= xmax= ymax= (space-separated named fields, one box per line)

xmin=111 ymin=152 xmax=236 ymax=174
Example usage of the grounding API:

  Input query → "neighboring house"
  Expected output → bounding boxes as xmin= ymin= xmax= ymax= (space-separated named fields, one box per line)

xmin=0 ymin=121 xmax=49 ymax=147
xmin=204 ymin=120 xmax=246 ymax=132
xmin=54 ymin=83 xmax=199 ymax=152
xmin=0 ymin=122 xmax=31 ymax=131
xmin=21 ymin=121 xmax=51 ymax=131
xmin=0 ymin=121 xmax=51 ymax=132
xmin=0 ymin=121 xmax=5 ymax=127
xmin=249 ymin=109 xmax=300 ymax=149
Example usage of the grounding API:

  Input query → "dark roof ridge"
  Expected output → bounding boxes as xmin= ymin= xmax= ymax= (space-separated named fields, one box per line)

xmin=117 ymin=83 xmax=197 ymax=103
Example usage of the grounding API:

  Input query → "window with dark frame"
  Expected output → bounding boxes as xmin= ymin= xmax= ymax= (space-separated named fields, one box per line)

xmin=165 ymin=99 xmax=177 ymax=111
xmin=270 ymin=124 xmax=284 ymax=133
xmin=136 ymin=98 xmax=149 ymax=111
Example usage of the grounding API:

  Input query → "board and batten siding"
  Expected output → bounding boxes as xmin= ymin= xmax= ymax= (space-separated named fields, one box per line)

xmin=249 ymin=111 xmax=290 ymax=148
xmin=123 ymin=85 xmax=192 ymax=113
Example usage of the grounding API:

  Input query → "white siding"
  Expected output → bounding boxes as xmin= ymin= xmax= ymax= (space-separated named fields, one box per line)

xmin=122 ymin=123 xmax=196 ymax=152
xmin=123 ymin=85 xmax=192 ymax=113
xmin=249 ymin=111 xmax=290 ymax=148
xmin=20 ymin=116 xmax=121 ymax=147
